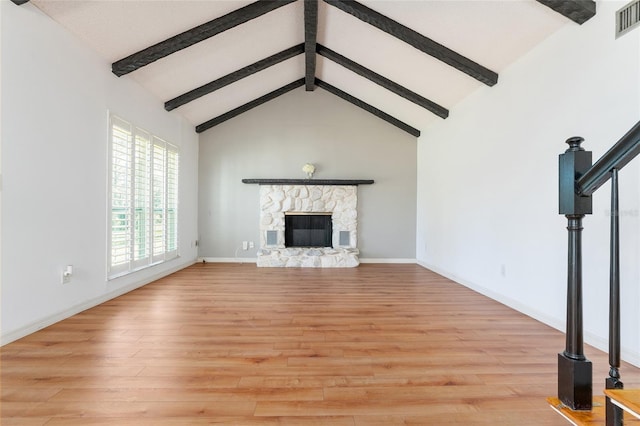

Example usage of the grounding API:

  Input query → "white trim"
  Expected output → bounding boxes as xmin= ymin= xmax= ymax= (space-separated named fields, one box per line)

xmin=611 ymin=397 xmax=640 ymax=420
xmin=417 ymin=260 xmax=564 ymax=329
xmin=1 ymin=260 xmax=196 ymax=346
xmin=199 ymin=257 xmax=418 ymax=265
xmin=416 ymin=260 xmax=640 ymax=368
xmin=582 ymin=331 xmax=640 ymax=368
xmin=548 ymin=404 xmax=579 ymax=426
xmin=199 ymin=257 xmax=257 ymax=264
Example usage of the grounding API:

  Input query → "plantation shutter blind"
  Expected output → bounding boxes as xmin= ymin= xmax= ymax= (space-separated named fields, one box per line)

xmin=166 ymin=145 xmax=179 ymax=256
xmin=109 ymin=116 xmax=133 ymax=276
xmin=152 ymin=137 xmax=166 ymax=264
xmin=108 ymin=114 xmax=179 ymax=278
xmin=133 ymin=130 xmax=151 ymax=269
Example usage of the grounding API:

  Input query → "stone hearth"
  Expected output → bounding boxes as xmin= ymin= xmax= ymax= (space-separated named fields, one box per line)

xmin=257 ymin=247 xmax=359 ymax=267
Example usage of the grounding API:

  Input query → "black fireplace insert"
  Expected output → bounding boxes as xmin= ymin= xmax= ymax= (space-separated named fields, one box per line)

xmin=284 ymin=213 xmax=332 ymax=247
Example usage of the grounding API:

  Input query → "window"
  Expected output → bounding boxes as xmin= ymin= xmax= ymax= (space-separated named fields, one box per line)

xmin=108 ymin=114 xmax=179 ymax=278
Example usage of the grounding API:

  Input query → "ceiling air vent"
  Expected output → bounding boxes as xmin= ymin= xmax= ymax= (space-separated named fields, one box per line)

xmin=616 ymin=0 xmax=640 ymax=38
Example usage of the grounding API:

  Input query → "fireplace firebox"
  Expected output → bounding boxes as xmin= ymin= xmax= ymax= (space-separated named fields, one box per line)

xmin=284 ymin=213 xmax=332 ymax=248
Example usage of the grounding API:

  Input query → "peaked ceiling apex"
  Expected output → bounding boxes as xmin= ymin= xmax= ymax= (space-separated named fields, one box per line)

xmin=24 ymin=0 xmax=589 ymax=138
xmin=304 ymin=0 xmax=319 ymax=91
xmin=196 ymin=78 xmax=421 ymax=138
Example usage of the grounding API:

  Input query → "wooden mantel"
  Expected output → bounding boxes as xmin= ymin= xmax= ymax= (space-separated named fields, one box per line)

xmin=242 ymin=179 xmax=374 ymax=185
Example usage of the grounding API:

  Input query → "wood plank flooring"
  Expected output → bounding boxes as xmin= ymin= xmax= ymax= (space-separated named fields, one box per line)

xmin=2 ymin=263 xmax=639 ymax=425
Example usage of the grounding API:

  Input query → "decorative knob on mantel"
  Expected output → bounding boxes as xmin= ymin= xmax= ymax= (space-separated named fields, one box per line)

xmin=302 ymin=163 xmax=315 ymax=179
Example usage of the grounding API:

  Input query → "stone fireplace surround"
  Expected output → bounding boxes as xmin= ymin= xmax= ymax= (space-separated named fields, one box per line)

xmin=242 ymin=179 xmax=374 ymax=267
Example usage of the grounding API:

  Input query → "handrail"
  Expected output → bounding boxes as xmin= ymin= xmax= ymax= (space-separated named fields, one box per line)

xmin=577 ymin=120 xmax=640 ymax=196
xmin=556 ymin=118 xmax=640 ymax=424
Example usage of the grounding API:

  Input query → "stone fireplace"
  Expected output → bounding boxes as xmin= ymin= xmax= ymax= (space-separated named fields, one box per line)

xmin=242 ymin=179 xmax=373 ymax=267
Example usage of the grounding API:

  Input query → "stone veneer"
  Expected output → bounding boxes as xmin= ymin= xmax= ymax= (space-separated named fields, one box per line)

xmin=257 ymin=184 xmax=359 ymax=267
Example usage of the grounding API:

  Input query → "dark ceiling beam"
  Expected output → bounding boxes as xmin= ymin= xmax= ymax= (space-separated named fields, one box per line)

xmin=10 ymin=0 xmax=30 ymax=4
xmin=165 ymin=44 xmax=304 ymax=111
xmin=304 ymin=0 xmax=319 ymax=91
xmin=323 ymin=0 xmax=498 ymax=87
xmin=112 ymin=0 xmax=296 ymax=77
xmin=315 ymin=78 xmax=420 ymax=137
xmin=196 ymin=79 xmax=305 ymax=133
xmin=317 ymin=44 xmax=448 ymax=119
xmin=535 ymin=0 xmax=596 ymax=25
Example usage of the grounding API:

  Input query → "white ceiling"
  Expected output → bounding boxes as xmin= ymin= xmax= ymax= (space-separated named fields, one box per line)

xmin=31 ymin=0 xmax=570 ymax=135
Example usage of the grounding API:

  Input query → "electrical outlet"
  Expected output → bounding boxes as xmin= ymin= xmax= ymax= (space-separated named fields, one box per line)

xmin=242 ymin=241 xmax=248 ymax=250
xmin=249 ymin=241 xmax=254 ymax=249
xmin=61 ymin=265 xmax=73 ymax=284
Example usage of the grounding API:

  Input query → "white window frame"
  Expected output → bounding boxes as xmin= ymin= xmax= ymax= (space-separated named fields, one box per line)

xmin=108 ymin=113 xmax=179 ymax=278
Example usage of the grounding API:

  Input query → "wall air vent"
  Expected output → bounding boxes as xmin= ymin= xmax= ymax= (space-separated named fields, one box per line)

xmin=616 ymin=0 xmax=640 ymax=38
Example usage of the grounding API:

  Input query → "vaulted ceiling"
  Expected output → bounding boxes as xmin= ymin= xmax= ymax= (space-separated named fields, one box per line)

xmin=23 ymin=0 xmax=595 ymax=137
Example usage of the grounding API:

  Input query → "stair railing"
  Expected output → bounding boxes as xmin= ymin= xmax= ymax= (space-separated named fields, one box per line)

xmin=557 ymin=119 xmax=640 ymax=425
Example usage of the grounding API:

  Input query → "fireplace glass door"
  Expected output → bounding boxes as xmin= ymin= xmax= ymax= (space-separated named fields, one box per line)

xmin=284 ymin=214 xmax=332 ymax=248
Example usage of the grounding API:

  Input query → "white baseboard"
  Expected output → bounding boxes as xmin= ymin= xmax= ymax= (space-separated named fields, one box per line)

xmin=416 ymin=259 xmax=564 ymax=330
xmin=199 ymin=257 xmax=417 ymax=265
xmin=416 ymin=260 xmax=640 ymax=369
xmin=581 ymin=331 xmax=640 ymax=368
xmin=1 ymin=260 xmax=196 ymax=346
xmin=198 ymin=257 xmax=257 ymax=264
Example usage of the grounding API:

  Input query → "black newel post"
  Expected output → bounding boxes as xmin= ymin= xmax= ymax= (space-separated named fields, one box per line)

xmin=558 ymin=136 xmax=593 ymax=410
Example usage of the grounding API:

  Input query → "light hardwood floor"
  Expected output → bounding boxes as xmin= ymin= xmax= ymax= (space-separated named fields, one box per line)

xmin=2 ymin=263 xmax=639 ymax=425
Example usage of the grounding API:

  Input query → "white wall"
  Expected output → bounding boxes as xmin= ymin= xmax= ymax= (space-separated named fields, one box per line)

xmin=198 ymin=88 xmax=417 ymax=261
xmin=1 ymin=3 xmax=199 ymax=344
xmin=417 ymin=1 xmax=640 ymax=366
